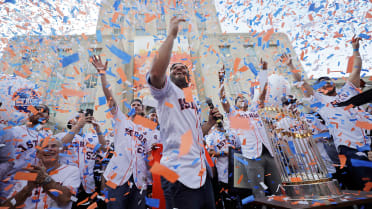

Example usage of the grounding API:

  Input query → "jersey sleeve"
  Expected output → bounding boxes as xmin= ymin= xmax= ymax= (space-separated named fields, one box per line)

xmin=61 ymin=166 xmax=81 ymax=193
xmin=339 ymin=81 xmax=360 ymax=99
xmin=146 ymin=73 xmax=172 ymax=100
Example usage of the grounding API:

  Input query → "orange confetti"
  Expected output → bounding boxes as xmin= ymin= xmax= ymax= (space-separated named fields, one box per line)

xmin=346 ymin=56 xmax=355 ymax=73
xmin=355 ymin=121 xmax=372 ymax=130
xmin=179 ymin=130 xmax=193 ymax=157
xmin=116 ymin=67 xmax=127 ymax=83
xmin=145 ymin=14 xmax=157 ymax=23
xmin=263 ymin=28 xmax=274 ymax=42
xmin=363 ymin=182 xmax=372 ymax=191
xmin=183 ymin=87 xmax=193 ymax=103
xmin=112 ymin=12 xmax=119 ymax=23
xmin=233 ymin=58 xmax=241 ymax=73
xmin=237 ymin=174 xmax=243 ymax=184
xmin=133 ymin=115 xmax=157 ymax=130
xmin=87 ymin=202 xmax=98 ymax=209
xmin=308 ymin=14 xmax=313 ymax=21
xmin=150 ymin=162 xmax=179 ymax=183
xmin=229 ymin=115 xmax=253 ymax=130
xmin=105 ymin=180 xmax=117 ymax=189
xmin=14 ymin=172 xmax=37 ymax=181
xmin=59 ymin=88 xmax=87 ymax=97
xmin=366 ymin=12 xmax=372 ymax=18
xmin=164 ymin=101 xmax=173 ymax=108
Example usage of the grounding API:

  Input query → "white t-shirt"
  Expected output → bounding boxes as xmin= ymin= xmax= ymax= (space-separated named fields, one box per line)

xmin=229 ymin=109 xmax=273 ymax=159
xmin=147 ymin=75 xmax=207 ymax=189
xmin=103 ymin=107 xmax=152 ymax=189
xmin=11 ymin=125 xmax=51 ymax=173
xmin=310 ymin=81 xmax=371 ymax=150
xmin=206 ymin=129 xmax=240 ymax=183
xmin=54 ymin=132 xmax=100 ymax=194
xmin=12 ymin=164 xmax=80 ymax=209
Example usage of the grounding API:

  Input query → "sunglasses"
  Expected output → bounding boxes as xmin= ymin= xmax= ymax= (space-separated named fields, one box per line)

xmin=283 ymin=99 xmax=297 ymax=106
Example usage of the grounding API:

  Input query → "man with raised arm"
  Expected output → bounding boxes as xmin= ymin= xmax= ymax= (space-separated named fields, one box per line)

xmin=218 ymin=60 xmax=281 ymax=197
xmin=91 ymin=56 xmax=153 ymax=209
xmin=283 ymin=36 xmax=372 ymax=190
xmin=147 ymin=16 xmax=222 ymax=209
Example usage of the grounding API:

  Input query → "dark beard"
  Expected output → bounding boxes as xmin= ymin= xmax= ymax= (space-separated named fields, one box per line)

xmin=325 ymin=87 xmax=336 ymax=96
xmin=170 ymin=75 xmax=188 ymax=89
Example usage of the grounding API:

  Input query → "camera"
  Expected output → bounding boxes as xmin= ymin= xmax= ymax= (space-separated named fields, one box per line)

xmin=85 ymin=108 xmax=94 ymax=117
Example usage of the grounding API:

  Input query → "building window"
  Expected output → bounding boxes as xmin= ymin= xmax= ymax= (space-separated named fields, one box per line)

xmin=80 ymin=102 xmax=94 ymax=111
xmin=218 ymin=45 xmax=241 ymax=97
xmin=196 ymin=12 xmax=207 ymax=32
xmin=243 ymin=44 xmax=259 ymax=70
xmin=157 ymin=28 xmax=167 ymax=36
xmin=84 ymin=73 xmax=98 ymax=88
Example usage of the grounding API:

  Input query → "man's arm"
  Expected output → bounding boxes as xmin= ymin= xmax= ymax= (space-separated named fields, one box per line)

xmin=91 ymin=119 xmax=106 ymax=149
xmin=61 ymin=114 xmax=87 ymax=146
xmin=281 ymin=54 xmax=313 ymax=97
xmin=258 ymin=59 xmax=268 ymax=108
xmin=348 ymin=36 xmax=362 ymax=88
xmin=2 ymin=183 xmax=35 ymax=208
xmin=218 ymin=65 xmax=231 ymax=113
xmin=149 ymin=17 xmax=185 ymax=89
xmin=91 ymin=56 xmax=118 ymax=115
xmin=202 ymin=108 xmax=222 ymax=136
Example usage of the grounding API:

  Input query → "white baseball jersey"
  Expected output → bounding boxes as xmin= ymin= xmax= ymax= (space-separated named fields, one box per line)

xmin=12 ymin=164 xmax=80 ymax=209
xmin=11 ymin=125 xmax=51 ymax=173
xmin=206 ymin=128 xmax=240 ymax=183
xmin=310 ymin=81 xmax=371 ymax=150
xmin=229 ymin=108 xmax=273 ymax=159
xmin=103 ymin=106 xmax=152 ymax=189
xmin=0 ymin=124 xmax=14 ymax=164
xmin=305 ymin=114 xmax=336 ymax=174
xmin=147 ymin=75 xmax=207 ymax=189
xmin=54 ymin=132 xmax=100 ymax=194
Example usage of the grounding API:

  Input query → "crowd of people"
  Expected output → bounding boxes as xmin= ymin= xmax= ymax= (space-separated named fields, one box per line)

xmin=1 ymin=17 xmax=372 ymax=209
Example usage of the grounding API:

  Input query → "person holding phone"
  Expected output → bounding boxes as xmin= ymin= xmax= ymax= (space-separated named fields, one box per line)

xmin=56 ymin=110 xmax=106 ymax=209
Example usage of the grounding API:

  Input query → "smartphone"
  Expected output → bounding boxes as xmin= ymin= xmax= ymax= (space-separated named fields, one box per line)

xmin=85 ymin=108 xmax=94 ymax=117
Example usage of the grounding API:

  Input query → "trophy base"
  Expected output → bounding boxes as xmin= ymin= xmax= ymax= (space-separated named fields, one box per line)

xmin=283 ymin=179 xmax=342 ymax=200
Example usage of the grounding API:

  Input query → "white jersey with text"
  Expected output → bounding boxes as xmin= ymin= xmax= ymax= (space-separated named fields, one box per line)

xmin=54 ymin=132 xmax=100 ymax=194
xmin=229 ymin=109 xmax=273 ymax=159
xmin=147 ymin=75 xmax=207 ymax=189
xmin=12 ymin=164 xmax=80 ymax=209
xmin=206 ymin=129 xmax=240 ymax=183
xmin=310 ymin=81 xmax=371 ymax=150
xmin=11 ymin=125 xmax=51 ymax=173
xmin=103 ymin=107 xmax=152 ymax=189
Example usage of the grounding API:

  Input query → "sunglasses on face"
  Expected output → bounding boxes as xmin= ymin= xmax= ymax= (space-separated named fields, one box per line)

xmin=283 ymin=99 xmax=297 ymax=106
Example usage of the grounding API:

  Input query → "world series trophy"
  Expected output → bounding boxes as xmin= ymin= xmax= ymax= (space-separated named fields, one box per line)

xmin=259 ymin=107 xmax=342 ymax=200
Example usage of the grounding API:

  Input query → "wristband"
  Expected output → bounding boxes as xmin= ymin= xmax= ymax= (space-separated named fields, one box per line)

xmin=41 ymin=175 xmax=52 ymax=185
xmin=97 ymin=132 xmax=103 ymax=136
xmin=353 ymin=48 xmax=359 ymax=52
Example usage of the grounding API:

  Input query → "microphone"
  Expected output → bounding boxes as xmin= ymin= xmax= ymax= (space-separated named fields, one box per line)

xmin=205 ymin=97 xmax=224 ymax=131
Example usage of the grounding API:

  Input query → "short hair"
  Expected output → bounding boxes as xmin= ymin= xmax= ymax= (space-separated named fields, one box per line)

xmin=234 ymin=95 xmax=247 ymax=106
xmin=281 ymin=95 xmax=297 ymax=106
xmin=38 ymin=138 xmax=62 ymax=149
xmin=314 ymin=76 xmax=331 ymax=85
xmin=35 ymin=104 xmax=50 ymax=115
xmin=130 ymin=99 xmax=143 ymax=106
xmin=170 ymin=63 xmax=188 ymax=71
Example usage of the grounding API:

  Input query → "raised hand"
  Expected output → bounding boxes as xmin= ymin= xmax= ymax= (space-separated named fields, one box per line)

xmin=168 ymin=16 xmax=186 ymax=38
xmin=351 ymin=35 xmax=362 ymax=50
xmin=218 ymin=65 xmax=225 ymax=83
xmin=280 ymin=53 xmax=293 ymax=66
xmin=91 ymin=55 xmax=108 ymax=74
xmin=260 ymin=58 xmax=268 ymax=70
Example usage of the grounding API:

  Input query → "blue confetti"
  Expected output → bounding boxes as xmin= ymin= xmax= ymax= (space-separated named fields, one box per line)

xmin=359 ymin=34 xmax=371 ymax=40
xmin=97 ymin=30 xmax=102 ymax=43
xmin=234 ymin=155 xmax=248 ymax=165
xmin=351 ymin=159 xmax=372 ymax=168
xmin=145 ymin=197 xmax=160 ymax=208
xmin=98 ymin=96 xmax=106 ymax=105
xmin=248 ymin=63 xmax=258 ymax=76
xmin=242 ymin=195 xmax=255 ymax=205
xmin=106 ymin=45 xmax=131 ymax=64
xmin=61 ymin=53 xmax=79 ymax=68
xmin=313 ymin=132 xmax=330 ymax=139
